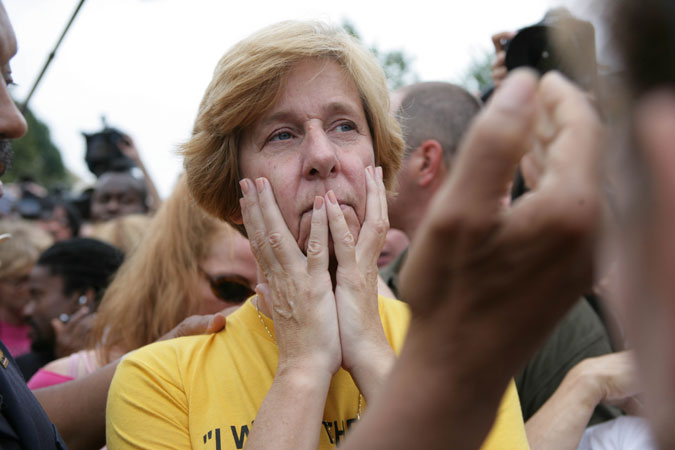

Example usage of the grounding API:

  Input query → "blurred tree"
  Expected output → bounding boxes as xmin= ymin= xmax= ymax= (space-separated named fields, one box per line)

xmin=342 ymin=20 xmax=418 ymax=90
xmin=6 ymin=103 xmax=71 ymax=189
xmin=459 ymin=50 xmax=495 ymax=96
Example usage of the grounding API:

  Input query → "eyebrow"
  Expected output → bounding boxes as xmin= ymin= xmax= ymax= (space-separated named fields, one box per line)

xmin=258 ymin=101 xmax=364 ymax=130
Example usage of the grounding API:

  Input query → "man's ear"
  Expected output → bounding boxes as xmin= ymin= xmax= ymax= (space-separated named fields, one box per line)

xmin=417 ymin=139 xmax=446 ymax=188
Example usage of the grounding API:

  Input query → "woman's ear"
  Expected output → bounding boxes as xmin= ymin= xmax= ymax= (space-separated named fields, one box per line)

xmin=230 ymin=211 xmax=243 ymax=225
xmin=80 ymin=287 xmax=97 ymax=310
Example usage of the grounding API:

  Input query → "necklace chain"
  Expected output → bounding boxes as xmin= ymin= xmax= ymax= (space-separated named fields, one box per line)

xmin=253 ymin=296 xmax=363 ymax=420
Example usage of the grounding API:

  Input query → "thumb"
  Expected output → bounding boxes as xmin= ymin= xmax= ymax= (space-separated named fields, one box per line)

xmin=444 ymin=69 xmax=538 ymax=223
xmin=206 ymin=313 xmax=227 ymax=333
xmin=51 ymin=318 xmax=64 ymax=336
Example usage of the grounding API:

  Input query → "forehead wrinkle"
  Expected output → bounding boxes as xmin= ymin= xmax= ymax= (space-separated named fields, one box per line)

xmin=260 ymin=101 xmax=363 ymax=128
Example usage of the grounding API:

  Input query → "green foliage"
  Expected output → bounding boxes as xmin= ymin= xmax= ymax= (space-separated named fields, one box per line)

xmin=6 ymin=103 xmax=71 ymax=189
xmin=341 ymin=19 xmax=418 ymax=90
xmin=459 ymin=50 xmax=495 ymax=95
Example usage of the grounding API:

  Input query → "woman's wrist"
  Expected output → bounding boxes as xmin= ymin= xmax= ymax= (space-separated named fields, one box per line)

xmin=344 ymin=340 xmax=395 ymax=401
xmin=274 ymin=363 xmax=333 ymax=395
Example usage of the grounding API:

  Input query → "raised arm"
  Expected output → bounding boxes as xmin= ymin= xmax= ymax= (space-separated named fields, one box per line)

xmin=526 ymin=351 xmax=641 ymax=450
xmin=238 ymin=177 xmax=341 ymax=450
xmin=117 ymin=134 xmax=162 ymax=211
xmin=329 ymin=165 xmax=396 ymax=402
xmin=342 ymin=69 xmax=604 ymax=450
xmin=34 ymin=311 xmax=228 ymax=450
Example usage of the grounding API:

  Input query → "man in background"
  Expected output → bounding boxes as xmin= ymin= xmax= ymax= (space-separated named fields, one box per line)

xmin=382 ymin=80 xmax=616 ymax=426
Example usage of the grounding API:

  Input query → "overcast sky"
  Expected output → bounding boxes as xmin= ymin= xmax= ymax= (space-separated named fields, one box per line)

xmin=5 ymin=0 xmax=599 ymax=197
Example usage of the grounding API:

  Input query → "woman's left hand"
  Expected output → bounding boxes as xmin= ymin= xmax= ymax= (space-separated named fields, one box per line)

xmin=327 ymin=165 xmax=395 ymax=399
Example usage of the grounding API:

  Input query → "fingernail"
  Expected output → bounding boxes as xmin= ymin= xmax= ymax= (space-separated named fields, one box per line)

xmin=255 ymin=284 xmax=265 ymax=298
xmin=256 ymin=178 xmax=265 ymax=193
xmin=239 ymin=179 xmax=250 ymax=195
xmin=376 ymin=166 xmax=383 ymax=180
xmin=491 ymin=70 xmax=536 ymax=111
xmin=366 ymin=166 xmax=374 ymax=178
xmin=314 ymin=196 xmax=324 ymax=210
xmin=326 ymin=190 xmax=337 ymax=204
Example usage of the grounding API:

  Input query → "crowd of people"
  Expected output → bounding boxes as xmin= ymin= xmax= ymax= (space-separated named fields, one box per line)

xmin=0 ymin=1 xmax=674 ymax=449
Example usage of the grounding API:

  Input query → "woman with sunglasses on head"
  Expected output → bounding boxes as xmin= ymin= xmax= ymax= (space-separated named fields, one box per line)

xmin=27 ymin=176 xmax=258 ymax=388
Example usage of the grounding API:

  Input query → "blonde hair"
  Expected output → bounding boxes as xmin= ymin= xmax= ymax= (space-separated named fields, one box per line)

xmin=0 ymin=219 xmax=53 ymax=279
xmin=182 ymin=20 xmax=404 ymax=231
xmin=86 ymin=214 xmax=151 ymax=256
xmin=89 ymin=176 xmax=236 ymax=363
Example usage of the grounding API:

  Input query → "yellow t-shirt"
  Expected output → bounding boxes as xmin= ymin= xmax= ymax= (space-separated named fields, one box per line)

xmin=106 ymin=297 xmax=529 ymax=449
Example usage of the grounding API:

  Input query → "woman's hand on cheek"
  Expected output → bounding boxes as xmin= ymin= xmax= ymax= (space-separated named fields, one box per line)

xmin=327 ymin=166 xmax=394 ymax=399
xmin=240 ymin=177 xmax=341 ymax=377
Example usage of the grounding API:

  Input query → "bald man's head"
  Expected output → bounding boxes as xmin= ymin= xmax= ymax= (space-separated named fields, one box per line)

xmin=394 ymin=82 xmax=481 ymax=165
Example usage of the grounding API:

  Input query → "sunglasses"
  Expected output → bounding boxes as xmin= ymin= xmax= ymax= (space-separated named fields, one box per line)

xmin=198 ymin=266 xmax=254 ymax=304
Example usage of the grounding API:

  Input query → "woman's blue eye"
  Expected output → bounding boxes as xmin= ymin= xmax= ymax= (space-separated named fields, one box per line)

xmin=270 ymin=131 xmax=292 ymax=141
xmin=337 ymin=123 xmax=355 ymax=132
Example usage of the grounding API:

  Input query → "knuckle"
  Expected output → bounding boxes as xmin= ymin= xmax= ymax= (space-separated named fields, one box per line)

xmin=434 ymin=208 xmax=492 ymax=235
xmin=554 ymin=194 xmax=600 ymax=239
xmin=373 ymin=218 xmax=389 ymax=236
xmin=306 ymin=238 xmax=324 ymax=257
xmin=261 ymin=268 xmax=273 ymax=283
xmin=250 ymin=230 xmax=267 ymax=253
xmin=267 ymin=232 xmax=284 ymax=250
xmin=340 ymin=231 xmax=356 ymax=248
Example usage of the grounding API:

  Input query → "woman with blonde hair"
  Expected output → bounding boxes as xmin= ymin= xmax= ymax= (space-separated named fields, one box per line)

xmin=84 ymin=213 xmax=151 ymax=256
xmin=0 ymin=220 xmax=52 ymax=356
xmin=27 ymin=176 xmax=257 ymax=387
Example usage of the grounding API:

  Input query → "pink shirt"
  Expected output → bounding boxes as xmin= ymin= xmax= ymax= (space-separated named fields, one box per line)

xmin=26 ymin=350 xmax=97 ymax=389
xmin=27 ymin=369 xmax=74 ymax=389
xmin=0 ymin=321 xmax=31 ymax=357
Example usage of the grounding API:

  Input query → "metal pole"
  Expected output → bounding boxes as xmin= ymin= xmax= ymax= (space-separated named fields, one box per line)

xmin=20 ymin=0 xmax=87 ymax=113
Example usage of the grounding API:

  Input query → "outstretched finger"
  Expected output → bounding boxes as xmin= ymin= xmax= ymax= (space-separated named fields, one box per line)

xmin=439 ymin=69 xmax=539 ymax=224
xmin=240 ymin=178 xmax=278 ymax=269
xmin=514 ymin=72 xmax=604 ymax=234
xmin=356 ymin=166 xmax=388 ymax=265
xmin=306 ymin=196 xmax=329 ymax=276
xmin=325 ymin=190 xmax=358 ymax=271
xmin=535 ymin=72 xmax=604 ymax=193
xmin=254 ymin=177 xmax=305 ymax=267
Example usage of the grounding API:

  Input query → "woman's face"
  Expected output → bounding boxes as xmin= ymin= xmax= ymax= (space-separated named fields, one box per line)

xmin=195 ymin=226 xmax=258 ymax=314
xmin=0 ymin=268 xmax=31 ymax=321
xmin=238 ymin=58 xmax=375 ymax=254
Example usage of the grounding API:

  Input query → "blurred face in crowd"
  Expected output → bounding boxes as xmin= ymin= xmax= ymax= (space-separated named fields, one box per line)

xmin=90 ymin=172 xmax=147 ymax=222
xmin=196 ymin=225 xmax=258 ymax=314
xmin=239 ymin=58 xmax=375 ymax=253
xmin=0 ymin=3 xmax=27 ymax=192
xmin=41 ymin=205 xmax=73 ymax=241
xmin=23 ymin=265 xmax=79 ymax=351
xmin=0 ymin=268 xmax=31 ymax=322
xmin=377 ymin=228 xmax=409 ymax=268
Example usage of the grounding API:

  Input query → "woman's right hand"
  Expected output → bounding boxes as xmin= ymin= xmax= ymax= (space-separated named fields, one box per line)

xmin=240 ymin=177 xmax=341 ymax=378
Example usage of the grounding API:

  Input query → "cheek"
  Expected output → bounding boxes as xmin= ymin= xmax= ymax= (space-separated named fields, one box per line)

xmin=195 ymin=279 xmax=226 ymax=315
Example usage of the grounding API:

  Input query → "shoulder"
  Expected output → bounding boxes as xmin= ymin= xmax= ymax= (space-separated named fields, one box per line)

xmin=121 ymin=333 xmax=214 ymax=371
xmin=378 ymin=294 xmax=410 ymax=318
xmin=41 ymin=356 xmax=70 ymax=377
xmin=377 ymin=295 xmax=410 ymax=353
xmin=117 ymin=304 xmax=254 ymax=378
xmin=482 ymin=380 xmax=530 ymax=450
